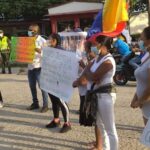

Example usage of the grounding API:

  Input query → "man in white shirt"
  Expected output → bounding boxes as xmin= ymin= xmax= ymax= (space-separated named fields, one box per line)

xmin=27 ymin=24 xmax=48 ymax=113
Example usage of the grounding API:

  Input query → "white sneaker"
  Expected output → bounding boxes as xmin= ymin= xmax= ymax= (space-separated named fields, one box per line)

xmin=0 ymin=101 xmax=4 ymax=108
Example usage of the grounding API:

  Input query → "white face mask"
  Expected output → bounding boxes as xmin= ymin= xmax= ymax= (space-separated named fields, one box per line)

xmin=28 ymin=31 xmax=33 ymax=37
xmin=0 ymin=33 xmax=3 ymax=37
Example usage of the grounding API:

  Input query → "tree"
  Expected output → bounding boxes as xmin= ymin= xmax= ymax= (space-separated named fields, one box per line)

xmin=129 ymin=0 xmax=148 ymax=16
xmin=0 ymin=0 xmax=65 ymax=20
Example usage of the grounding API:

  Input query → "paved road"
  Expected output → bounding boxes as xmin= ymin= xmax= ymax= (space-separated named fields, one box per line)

xmin=0 ymin=68 xmax=149 ymax=150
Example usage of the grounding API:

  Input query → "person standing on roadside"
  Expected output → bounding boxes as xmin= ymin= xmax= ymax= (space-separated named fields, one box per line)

xmin=74 ymin=35 xmax=118 ymax=150
xmin=131 ymin=26 xmax=150 ymax=126
xmin=45 ymin=33 xmax=71 ymax=133
xmin=27 ymin=24 xmax=49 ymax=113
xmin=0 ymin=30 xmax=11 ymax=74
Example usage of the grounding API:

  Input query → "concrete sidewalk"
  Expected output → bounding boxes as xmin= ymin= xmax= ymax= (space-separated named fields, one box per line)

xmin=0 ymin=68 xmax=149 ymax=150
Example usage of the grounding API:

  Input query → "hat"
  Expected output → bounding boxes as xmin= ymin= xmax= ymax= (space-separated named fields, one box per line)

xmin=0 ymin=30 xmax=4 ymax=33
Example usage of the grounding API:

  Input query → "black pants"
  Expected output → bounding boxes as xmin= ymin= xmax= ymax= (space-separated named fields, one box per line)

xmin=48 ymin=93 xmax=69 ymax=123
xmin=79 ymin=95 xmax=86 ymax=125
xmin=1 ymin=52 xmax=11 ymax=73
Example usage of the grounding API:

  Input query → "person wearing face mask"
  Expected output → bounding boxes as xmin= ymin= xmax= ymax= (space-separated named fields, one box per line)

xmin=113 ymin=36 xmax=133 ymax=63
xmin=128 ymin=39 xmax=146 ymax=70
xmin=74 ymin=35 xmax=118 ymax=150
xmin=73 ymin=41 xmax=98 ymax=125
xmin=131 ymin=26 xmax=150 ymax=127
xmin=27 ymin=24 xmax=49 ymax=113
xmin=0 ymin=30 xmax=11 ymax=74
xmin=45 ymin=33 xmax=72 ymax=133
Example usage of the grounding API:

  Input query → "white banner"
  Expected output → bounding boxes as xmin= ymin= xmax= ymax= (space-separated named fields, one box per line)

xmin=59 ymin=32 xmax=87 ymax=52
xmin=140 ymin=118 xmax=150 ymax=147
xmin=40 ymin=47 xmax=79 ymax=102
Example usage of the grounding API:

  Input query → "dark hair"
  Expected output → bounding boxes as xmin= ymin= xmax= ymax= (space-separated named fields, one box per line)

xmin=96 ymin=35 xmax=112 ymax=50
xmin=85 ymin=41 xmax=92 ymax=50
xmin=143 ymin=26 xmax=150 ymax=40
xmin=50 ymin=33 xmax=61 ymax=46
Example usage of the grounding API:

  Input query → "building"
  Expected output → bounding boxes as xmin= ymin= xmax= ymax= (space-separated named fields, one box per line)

xmin=47 ymin=2 xmax=103 ymax=33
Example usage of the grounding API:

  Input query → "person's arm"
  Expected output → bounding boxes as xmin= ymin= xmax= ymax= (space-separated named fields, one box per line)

xmin=7 ymin=37 xmax=11 ymax=51
xmin=138 ymin=69 xmax=150 ymax=105
xmin=84 ymin=59 xmax=113 ymax=83
xmin=72 ymin=61 xmax=94 ymax=87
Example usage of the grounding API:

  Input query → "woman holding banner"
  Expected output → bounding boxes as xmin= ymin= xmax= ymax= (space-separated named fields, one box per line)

xmin=75 ymin=35 xmax=118 ymax=150
xmin=131 ymin=26 xmax=150 ymax=126
xmin=46 ymin=33 xmax=71 ymax=133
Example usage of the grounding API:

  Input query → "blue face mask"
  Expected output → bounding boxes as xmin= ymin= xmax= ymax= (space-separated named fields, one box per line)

xmin=138 ymin=40 xmax=145 ymax=50
xmin=28 ymin=31 xmax=33 ymax=37
xmin=91 ymin=46 xmax=99 ymax=55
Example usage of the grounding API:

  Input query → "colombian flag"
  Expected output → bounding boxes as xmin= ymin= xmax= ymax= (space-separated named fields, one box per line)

xmin=87 ymin=0 xmax=128 ymax=41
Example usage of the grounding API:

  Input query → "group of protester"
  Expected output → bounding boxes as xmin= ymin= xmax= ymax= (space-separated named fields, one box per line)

xmin=1 ymin=23 xmax=150 ymax=150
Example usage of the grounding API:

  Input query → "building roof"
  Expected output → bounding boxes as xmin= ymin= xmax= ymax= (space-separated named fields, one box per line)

xmin=129 ymin=12 xmax=148 ymax=35
xmin=48 ymin=2 xmax=103 ymax=16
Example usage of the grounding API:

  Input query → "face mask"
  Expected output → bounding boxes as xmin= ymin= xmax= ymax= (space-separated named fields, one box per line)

xmin=138 ymin=40 xmax=145 ymax=50
xmin=0 ymin=33 xmax=3 ymax=37
xmin=91 ymin=46 xmax=99 ymax=55
xmin=28 ymin=31 xmax=33 ymax=37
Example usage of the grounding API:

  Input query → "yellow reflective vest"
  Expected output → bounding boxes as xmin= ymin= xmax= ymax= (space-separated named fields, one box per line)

xmin=0 ymin=36 xmax=9 ymax=52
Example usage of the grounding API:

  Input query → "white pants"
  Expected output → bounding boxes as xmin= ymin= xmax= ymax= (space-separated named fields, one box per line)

xmin=96 ymin=93 xmax=118 ymax=150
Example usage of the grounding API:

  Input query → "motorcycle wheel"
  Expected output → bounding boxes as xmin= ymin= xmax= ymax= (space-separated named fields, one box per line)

xmin=113 ymin=71 xmax=128 ymax=85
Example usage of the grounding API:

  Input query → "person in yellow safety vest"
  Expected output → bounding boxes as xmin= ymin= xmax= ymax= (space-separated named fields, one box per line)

xmin=0 ymin=30 xmax=11 ymax=74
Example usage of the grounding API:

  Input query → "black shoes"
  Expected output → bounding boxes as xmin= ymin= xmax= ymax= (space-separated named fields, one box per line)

xmin=60 ymin=123 xmax=71 ymax=133
xmin=27 ymin=103 xmax=39 ymax=110
xmin=46 ymin=120 xmax=61 ymax=128
xmin=46 ymin=120 xmax=71 ymax=133
xmin=40 ymin=106 xmax=49 ymax=113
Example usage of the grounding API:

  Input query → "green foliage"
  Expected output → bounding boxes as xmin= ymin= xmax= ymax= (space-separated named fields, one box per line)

xmin=0 ymin=0 xmax=65 ymax=20
xmin=129 ymin=0 xmax=148 ymax=16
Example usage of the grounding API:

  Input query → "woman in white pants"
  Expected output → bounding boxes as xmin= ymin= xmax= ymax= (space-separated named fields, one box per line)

xmin=76 ymin=35 xmax=118 ymax=150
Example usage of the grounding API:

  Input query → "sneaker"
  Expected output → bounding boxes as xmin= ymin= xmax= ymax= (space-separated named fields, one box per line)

xmin=27 ymin=103 xmax=39 ymax=110
xmin=0 ymin=101 xmax=4 ymax=108
xmin=46 ymin=120 xmax=61 ymax=128
xmin=40 ymin=106 xmax=49 ymax=113
xmin=60 ymin=123 xmax=71 ymax=133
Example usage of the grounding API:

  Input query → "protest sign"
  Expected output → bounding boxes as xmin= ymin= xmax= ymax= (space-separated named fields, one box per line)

xmin=40 ymin=47 xmax=78 ymax=102
xmin=10 ymin=37 xmax=35 ymax=63
xmin=59 ymin=32 xmax=87 ymax=52
xmin=140 ymin=118 xmax=150 ymax=147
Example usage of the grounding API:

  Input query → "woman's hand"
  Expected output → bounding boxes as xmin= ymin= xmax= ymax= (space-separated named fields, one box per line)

xmin=72 ymin=80 xmax=79 ymax=88
xmin=79 ymin=60 xmax=86 ymax=69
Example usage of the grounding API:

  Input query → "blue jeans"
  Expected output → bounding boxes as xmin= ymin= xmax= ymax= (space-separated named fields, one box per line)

xmin=28 ymin=68 xmax=48 ymax=107
xmin=129 ymin=56 xmax=141 ymax=69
